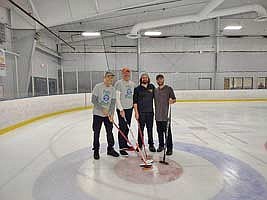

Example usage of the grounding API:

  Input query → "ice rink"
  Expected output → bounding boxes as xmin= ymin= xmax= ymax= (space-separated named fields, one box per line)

xmin=1 ymin=101 xmax=267 ymax=200
xmin=2 ymin=0 xmax=267 ymax=199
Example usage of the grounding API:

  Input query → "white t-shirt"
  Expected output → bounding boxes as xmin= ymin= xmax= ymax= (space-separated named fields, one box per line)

xmin=92 ymin=82 xmax=116 ymax=117
xmin=114 ymin=79 xmax=136 ymax=110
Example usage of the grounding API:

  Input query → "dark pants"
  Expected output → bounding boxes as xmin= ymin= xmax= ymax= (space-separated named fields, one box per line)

xmin=92 ymin=115 xmax=114 ymax=151
xmin=138 ymin=112 xmax=154 ymax=148
xmin=116 ymin=108 xmax=133 ymax=149
xmin=156 ymin=121 xmax=173 ymax=150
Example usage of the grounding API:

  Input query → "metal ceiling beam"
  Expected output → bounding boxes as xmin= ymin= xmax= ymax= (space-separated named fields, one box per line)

xmin=121 ymin=0 xmax=182 ymax=11
xmin=198 ymin=0 xmax=225 ymax=20
xmin=66 ymin=0 xmax=73 ymax=18
xmin=47 ymin=0 xmax=190 ymax=28
xmin=27 ymin=0 xmax=41 ymax=29
xmin=8 ymin=0 xmax=75 ymax=50
xmin=94 ymin=0 xmax=99 ymax=14
xmin=27 ymin=0 xmax=40 ymax=20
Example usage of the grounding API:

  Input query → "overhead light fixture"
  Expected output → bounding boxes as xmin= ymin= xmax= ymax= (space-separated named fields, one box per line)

xmin=144 ymin=31 xmax=162 ymax=36
xmin=224 ymin=26 xmax=243 ymax=30
xmin=81 ymin=32 xmax=101 ymax=37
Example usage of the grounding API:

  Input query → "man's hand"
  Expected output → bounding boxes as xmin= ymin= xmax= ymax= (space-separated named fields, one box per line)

xmin=108 ymin=115 xmax=114 ymax=122
xmin=169 ymin=98 xmax=176 ymax=104
xmin=120 ymin=110 xmax=125 ymax=118
xmin=135 ymin=112 xmax=139 ymax=120
xmin=102 ymin=109 xmax=109 ymax=116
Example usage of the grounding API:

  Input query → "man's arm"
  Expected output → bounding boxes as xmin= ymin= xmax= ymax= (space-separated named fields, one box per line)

xmin=114 ymin=81 xmax=123 ymax=111
xmin=91 ymin=86 xmax=107 ymax=114
xmin=116 ymin=91 xmax=124 ymax=111
xmin=133 ymin=87 xmax=139 ymax=120
xmin=169 ymin=86 xmax=176 ymax=104
xmin=91 ymin=95 xmax=106 ymax=111
xmin=108 ymin=89 xmax=116 ymax=122
xmin=109 ymin=98 xmax=116 ymax=116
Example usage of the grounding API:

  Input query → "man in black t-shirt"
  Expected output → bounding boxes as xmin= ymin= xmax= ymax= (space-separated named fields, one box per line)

xmin=133 ymin=73 xmax=156 ymax=152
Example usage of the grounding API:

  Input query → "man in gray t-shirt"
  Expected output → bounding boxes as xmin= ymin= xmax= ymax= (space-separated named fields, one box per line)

xmin=154 ymin=74 xmax=176 ymax=156
xmin=114 ymin=67 xmax=136 ymax=156
xmin=91 ymin=71 xmax=119 ymax=160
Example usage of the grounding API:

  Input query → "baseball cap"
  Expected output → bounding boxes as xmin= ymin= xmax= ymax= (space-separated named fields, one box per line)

xmin=121 ymin=67 xmax=131 ymax=74
xmin=104 ymin=71 xmax=115 ymax=77
xmin=156 ymin=74 xmax=164 ymax=80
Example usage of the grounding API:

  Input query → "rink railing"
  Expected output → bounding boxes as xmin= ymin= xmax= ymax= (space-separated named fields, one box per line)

xmin=1 ymin=90 xmax=267 ymax=135
xmin=175 ymin=89 xmax=267 ymax=102
xmin=0 ymin=93 xmax=93 ymax=135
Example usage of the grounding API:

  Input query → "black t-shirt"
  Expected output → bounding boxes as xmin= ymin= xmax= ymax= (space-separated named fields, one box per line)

xmin=133 ymin=84 xmax=155 ymax=113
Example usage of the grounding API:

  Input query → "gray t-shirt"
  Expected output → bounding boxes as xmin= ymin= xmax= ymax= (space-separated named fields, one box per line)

xmin=91 ymin=83 xmax=116 ymax=117
xmin=115 ymin=79 xmax=135 ymax=110
xmin=154 ymin=85 xmax=176 ymax=121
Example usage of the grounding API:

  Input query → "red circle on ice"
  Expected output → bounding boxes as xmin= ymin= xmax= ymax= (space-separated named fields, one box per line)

xmin=114 ymin=155 xmax=183 ymax=184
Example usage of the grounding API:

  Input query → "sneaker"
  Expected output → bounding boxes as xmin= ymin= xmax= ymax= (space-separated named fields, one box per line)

xmin=157 ymin=146 xmax=164 ymax=152
xmin=94 ymin=150 xmax=100 ymax=160
xmin=166 ymin=149 xmax=173 ymax=156
xmin=149 ymin=145 xmax=156 ymax=152
xmin=107 ymin=149 xmax=120 ymax=157
xmin=119 ymin=150 xmax=129 ymax=157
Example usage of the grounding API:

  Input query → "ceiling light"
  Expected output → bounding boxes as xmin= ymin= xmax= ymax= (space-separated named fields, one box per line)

xmin=144 ymin=31 xmax=162 ymax=36
xmin=224 ymin=26 xmax=242 ymax=30
xmin=81 ymin=32 xmax=101 ymax=37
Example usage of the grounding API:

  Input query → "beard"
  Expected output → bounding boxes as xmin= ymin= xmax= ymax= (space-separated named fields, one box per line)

xmin=157 ymin=81 xmax=164 ymax=86
xmin=141 ymin=79 xmax=148 ymax=84
xmin=123 ymin=75 xmax=130 ymax=80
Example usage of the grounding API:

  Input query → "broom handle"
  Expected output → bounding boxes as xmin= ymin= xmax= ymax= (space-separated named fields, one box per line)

xmin=123 ymin=117 xmax=148 ymax=165
xmin=163 ymin=104 xmax=171 ymax=162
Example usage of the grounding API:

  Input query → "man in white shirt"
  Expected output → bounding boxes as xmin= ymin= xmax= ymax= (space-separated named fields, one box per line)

xmin=114 ymin=67 xmax=136 ymax=156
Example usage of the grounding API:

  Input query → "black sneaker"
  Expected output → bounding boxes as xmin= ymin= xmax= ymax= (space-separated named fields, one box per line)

xmin=94 ymin=150 xmax=100 ymax=160
xmin=166 ymin=149 xmax=173 ymax=156
xmin=157 ymin=146 xmax=164 ymax=152
xmin=149 ymin=145 xmax=156 ymax=152
xmin=107 ymin=149 xmax=120 ymax=157
xmin=119 ymin=150 xmax=128 ymax=157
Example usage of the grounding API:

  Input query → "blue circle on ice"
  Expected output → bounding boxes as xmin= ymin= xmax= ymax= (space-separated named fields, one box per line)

xmin=174 ymin=142 xmax=267 ymax=200
xmin=33 ymin=143 xmax=267 ymax=200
